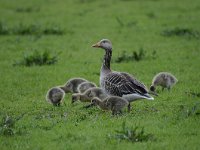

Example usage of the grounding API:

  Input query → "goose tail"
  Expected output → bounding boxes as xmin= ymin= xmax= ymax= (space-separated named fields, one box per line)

xmin=143 ymin=93 xmax=154 ymax=100
xmin=122 ymin=93 xmax=154 ymax=102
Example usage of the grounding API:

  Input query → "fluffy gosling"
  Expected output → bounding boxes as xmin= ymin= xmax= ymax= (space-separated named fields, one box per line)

xmin=60 ymin=78 xmax=88 ymax=93
xmin=150 ymin=72 xmax=178 ymax=92
xmin=77 ymin=81 xmax=97 ymax=93
xmin=72 ymin=87 xmax=107 ymax=104
xmin=46 ymin=87 xmax=65 ymax=106
xmin=91 ymin=96 xmax=130 ymax=115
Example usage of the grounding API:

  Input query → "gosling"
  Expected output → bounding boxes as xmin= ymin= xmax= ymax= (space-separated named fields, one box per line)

xmin=150 ymin=72 xmax=178 ymax=92
xmin=60 ymin=78 xmax=88 ymax=93
xmin=90 ymin=96 xmax=130 ymax=115
xmin=46 ymin=87 xmax=65 ymax=106
xmin=72 ymin=87 xmax=107 ymax=104
xmin=77 ymin=81 xmax=97 ymax=93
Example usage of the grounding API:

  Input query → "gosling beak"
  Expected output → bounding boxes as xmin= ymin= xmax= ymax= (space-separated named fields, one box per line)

xmin=92 ymin=42 xmax=101 ymax=48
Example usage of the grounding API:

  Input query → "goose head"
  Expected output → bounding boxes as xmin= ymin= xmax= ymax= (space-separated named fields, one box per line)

xmin=92 ymin=39 xmax=112 ymax=51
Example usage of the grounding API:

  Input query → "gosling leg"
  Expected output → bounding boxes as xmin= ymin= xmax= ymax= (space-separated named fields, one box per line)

xmin=127 ymin=103 xmax=131 ymax=113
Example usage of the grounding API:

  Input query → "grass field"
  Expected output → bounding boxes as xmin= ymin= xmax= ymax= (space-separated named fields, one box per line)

xmin=0 ymin=0 xmax=200 ymax=149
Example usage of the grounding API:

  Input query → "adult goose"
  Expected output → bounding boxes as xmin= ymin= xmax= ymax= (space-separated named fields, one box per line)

xmin=91 ymin=39 xmax=154 ymax=102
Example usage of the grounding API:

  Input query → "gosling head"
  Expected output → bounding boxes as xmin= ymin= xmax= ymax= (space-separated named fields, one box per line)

xmin=150 ymin=85 xmax=155 ymax=92
xmin=71 ymin=94 xmax=80 ymax=104
xmin=105 ymin=100 xmax=112 ymax=108
xmin=84 ymin=97 xmax=99 ymax=109
xmin=82 ymin=89 xmax=94 ymax=100
xmin=91 ymin=97 xmax=101 ymax=106
xmin=92 ymin=39 xmax=112 ymax=51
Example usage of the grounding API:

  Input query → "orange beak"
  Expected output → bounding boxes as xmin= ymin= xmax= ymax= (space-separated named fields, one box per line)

xmin=91 ymin=42 xmax=101 ymax=48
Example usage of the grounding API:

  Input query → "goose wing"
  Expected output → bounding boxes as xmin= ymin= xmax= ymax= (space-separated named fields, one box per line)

xmin=120 ymin=72 xmax=148 ymax=93
xmin=103 ymin=72 xmax=148 ymax=97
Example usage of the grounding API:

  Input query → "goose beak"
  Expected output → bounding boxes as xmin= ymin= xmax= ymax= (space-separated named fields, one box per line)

xmin=92 ymin=42 xmax=101 ymax=48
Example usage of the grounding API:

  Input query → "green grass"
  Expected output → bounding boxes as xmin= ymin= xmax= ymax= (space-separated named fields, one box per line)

xmin=0 ymin=22 xmax=64 ymax=35
xmin=108 ymin=121 xmax=154 ymax=143
xmin=13 ymin=50 xmax=59 ymax=66
xmin=0 ymin=0 xmax=200 ymax=149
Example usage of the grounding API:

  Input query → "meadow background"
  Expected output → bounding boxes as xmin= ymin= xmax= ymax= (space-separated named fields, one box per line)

xmin=0 ymin=0 xmax=200 ymax=149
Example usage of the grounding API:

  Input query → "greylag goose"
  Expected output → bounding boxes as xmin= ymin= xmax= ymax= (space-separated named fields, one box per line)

xmin=91 ymin=96 xmax=130 ymax=115
xmin=72 ymin=87 xmax=108 ymax=103
xmin=46 ymin=87 xmax=65 ymax=106
xmin=77 ymin=81 xmax=97 ymax=93
xmin=60 ymin=78 xmax=88 ymax=93
xmin=150 ymin=72 xmax=178 ymax=91
xmin=92 ymin=39 xmax=154 ymax=102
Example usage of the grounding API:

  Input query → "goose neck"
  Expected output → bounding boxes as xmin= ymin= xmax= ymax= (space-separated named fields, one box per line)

xmin=102 ymin=49 xmax=112 ymax=71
